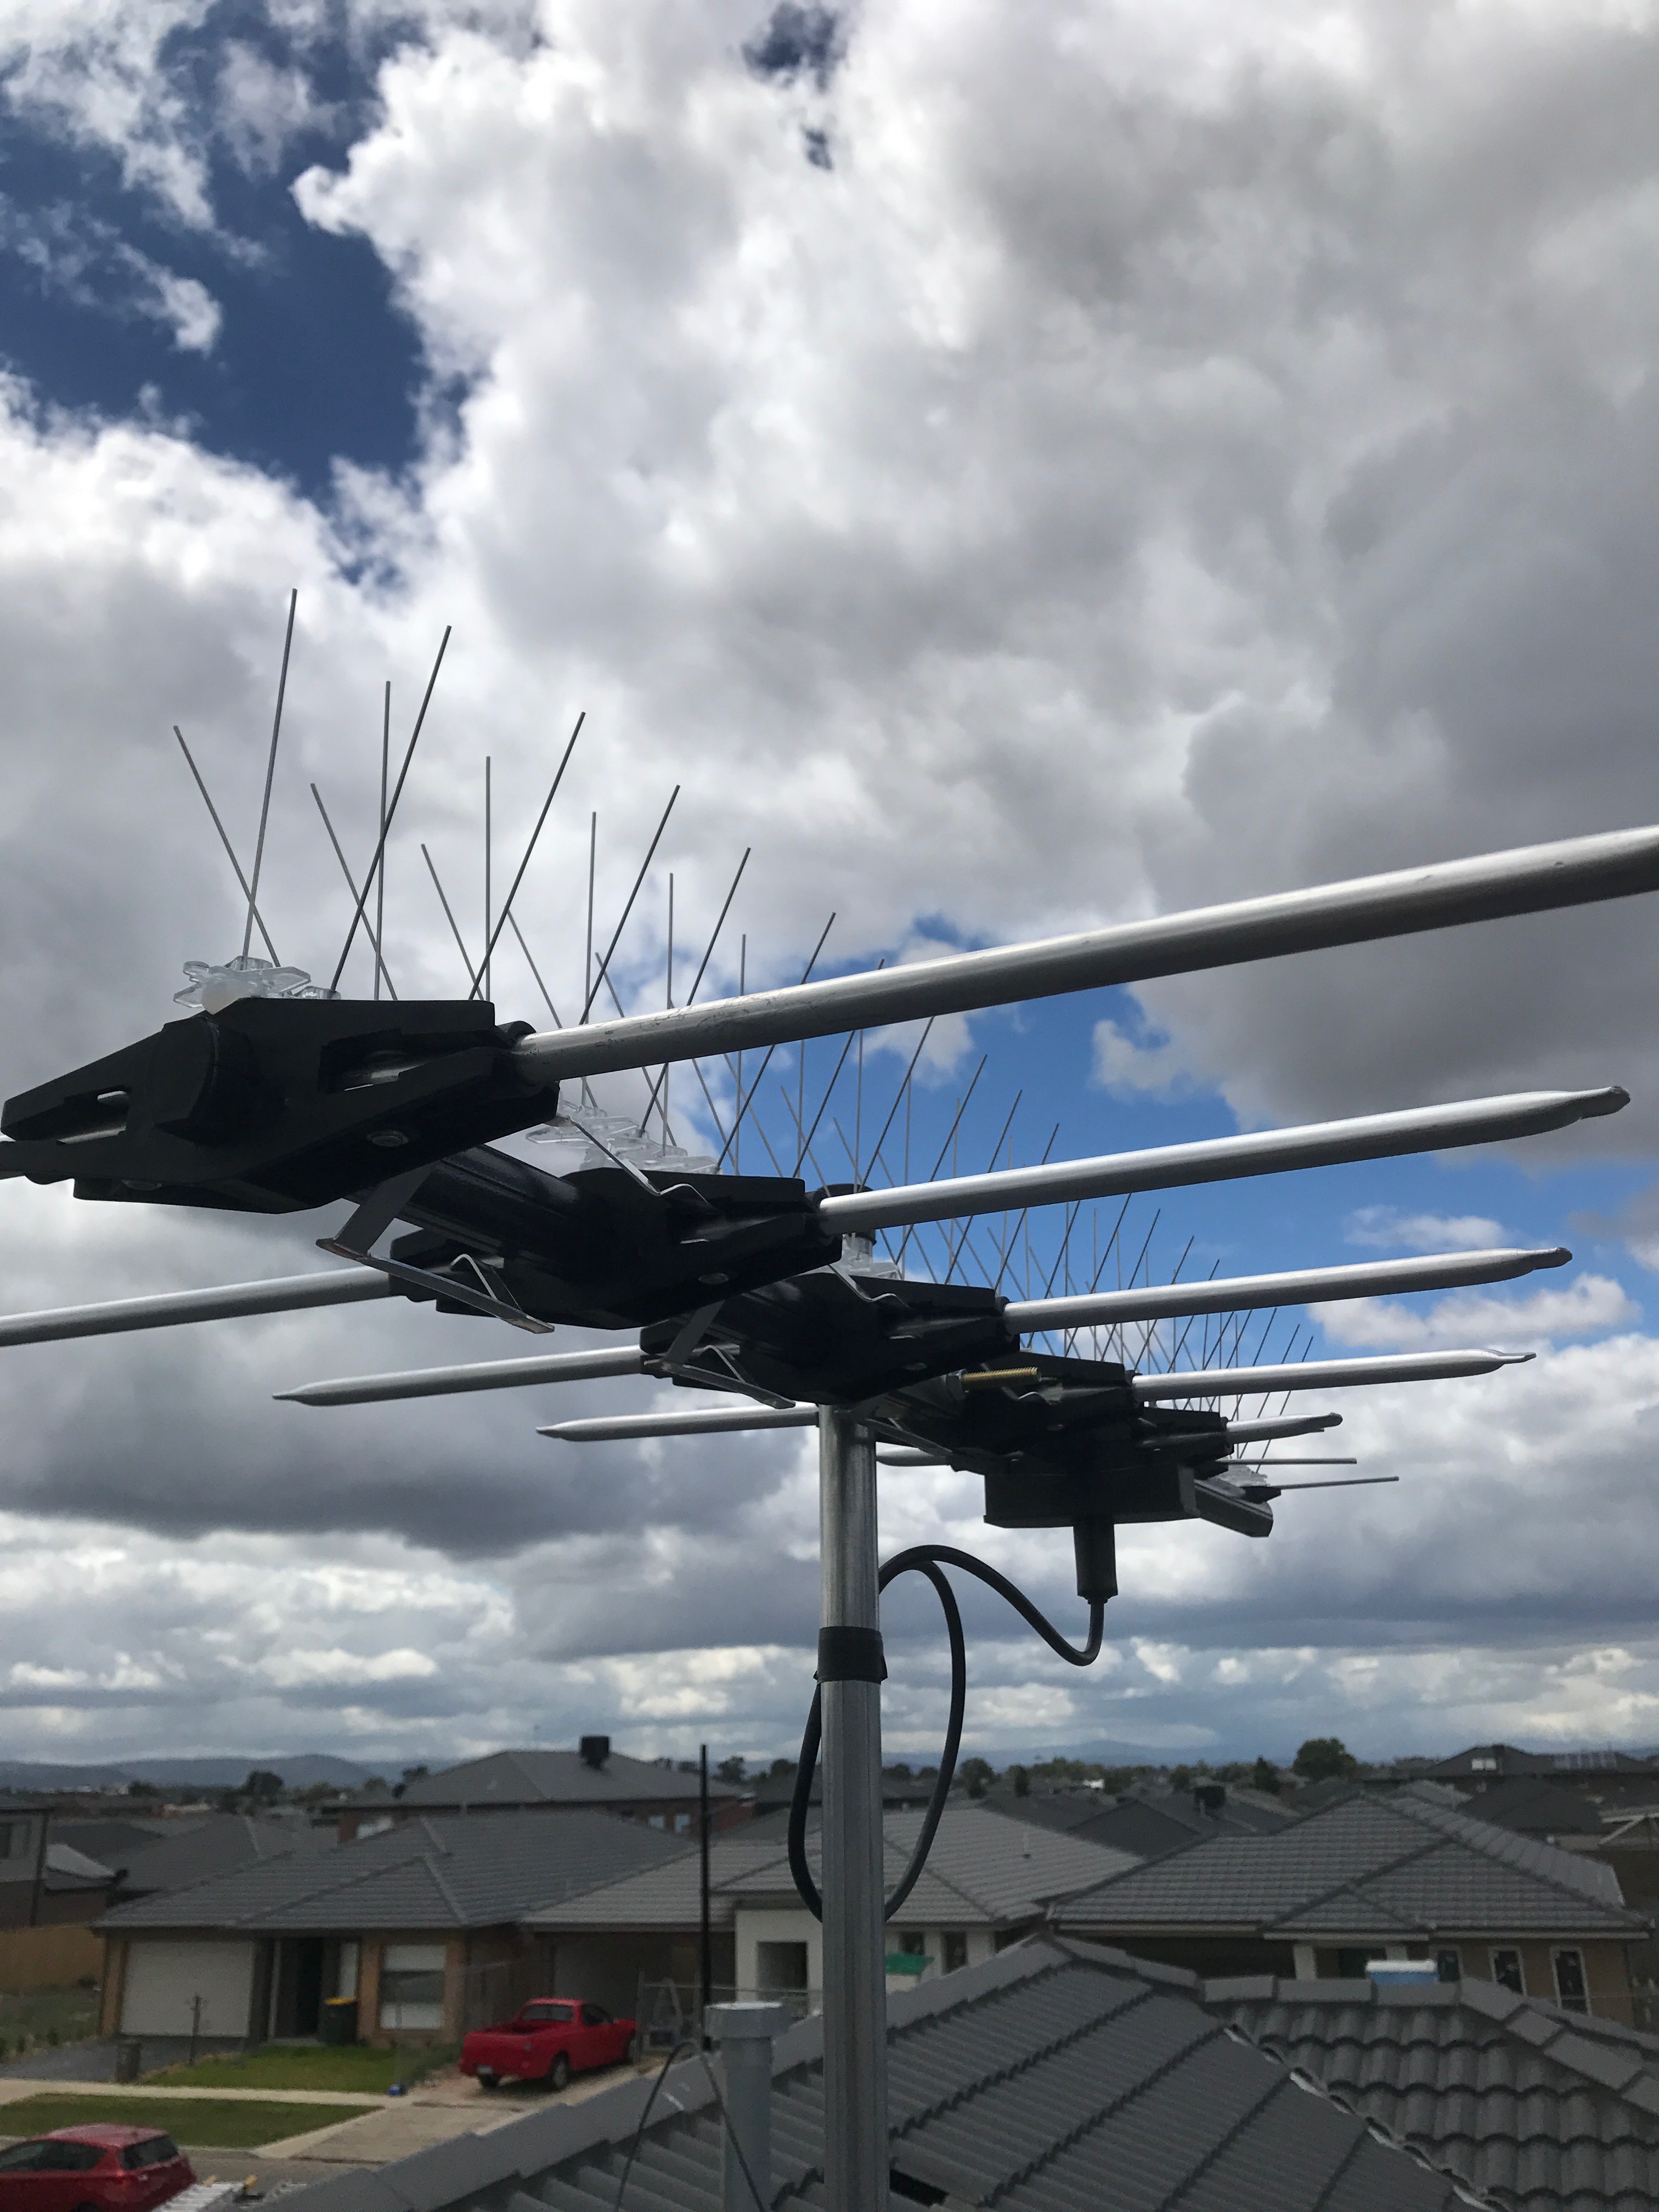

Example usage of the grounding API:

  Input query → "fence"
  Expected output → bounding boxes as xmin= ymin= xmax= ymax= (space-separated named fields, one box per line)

xmin=633 ymin=1980 xmax=822 ymax=2054
xmin=0 ymin=1925 xmax=102 ymax=1993
xmin=460 ymin=1954 xmax=539 ymax=2034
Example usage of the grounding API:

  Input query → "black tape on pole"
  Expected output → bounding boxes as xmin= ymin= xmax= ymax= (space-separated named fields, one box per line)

xmin=816 ymin=1627 xmax=888 ymax=1684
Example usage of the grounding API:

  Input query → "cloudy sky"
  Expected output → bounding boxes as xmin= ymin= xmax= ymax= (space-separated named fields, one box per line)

xmin=1 ymin=0 xmax=1657 ymax=1779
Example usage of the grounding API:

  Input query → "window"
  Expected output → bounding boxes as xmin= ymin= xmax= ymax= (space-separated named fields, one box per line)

xmin=1553 ymin=1948 xmax=1589 ymax=2013
xmin=123 ymin=2138 xmax=179 ymax=2170
xmin=1491 ymin=1949 xmax=1525 ymax=1995
xmin=943 ymin=1932 xmax=968 ymax=1974
xmin=674 ymin=1812 xmax=691 ymax=1833
xmin=379 ymin=1944 xmax=447 ymax=2031
xmin=756 ymin=1940 xmax=809 ymax=1995
xmin=896 ymin=1931 xmax=927 ymax=1959
xmin=1335 ymin=1949 xmax=1369 ymax=1978
xmin=647 ymin=1814 xmax=665 ymax=1830
xmin=581 ymin=2004 xmax=608 ymax=2026
xmin=38 ymin=2143 xmax=105 ymax=2171
xmin=1435 ymin=1950 xmax=1462 ymax=1983
xmin=0 ymin=1821 xmax=15 ymax=1858
xmin=0 ymin=2145 xmax=44 ymax=2172
xmin=521 ymin=2002 xmax=574 ymax=2025
xmin=337 ymin=1942 xmax=359 ymax=2000
xmin=1471 ymin=1756 xmax=1498 ymax=1774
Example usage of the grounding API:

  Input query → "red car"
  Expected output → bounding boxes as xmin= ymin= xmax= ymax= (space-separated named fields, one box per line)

xmin=460 ymin=1997 xmax=637 ymax=2091
xmin=0 ymin=2128 xmax=194 ymax=2212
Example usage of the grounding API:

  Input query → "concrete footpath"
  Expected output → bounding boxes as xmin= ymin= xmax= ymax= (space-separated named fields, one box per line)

xmin=0 ymin=2060 xmax=650 ymax=2167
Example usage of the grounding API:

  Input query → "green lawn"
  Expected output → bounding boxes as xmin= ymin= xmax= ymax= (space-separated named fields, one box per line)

xmin=147 ymin=2045 xmax=405 ymax=2094
xmin=0 ymin=2096 xmax=358 ymax=2151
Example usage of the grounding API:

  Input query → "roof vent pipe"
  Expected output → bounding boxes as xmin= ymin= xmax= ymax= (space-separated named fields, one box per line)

xmin=706 ymin=2001 xmax=785 ymax=2212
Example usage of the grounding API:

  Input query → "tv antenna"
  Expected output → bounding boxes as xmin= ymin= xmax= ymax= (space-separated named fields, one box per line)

xmin=2 ymin=608 xmax=1657 ymax=2209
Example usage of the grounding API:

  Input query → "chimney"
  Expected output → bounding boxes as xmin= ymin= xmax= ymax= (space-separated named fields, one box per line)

xmin=579 ymin=1735 xmax=611 ymax=1770
xmin=706 ymin=2002 xmax=785 ymax=2212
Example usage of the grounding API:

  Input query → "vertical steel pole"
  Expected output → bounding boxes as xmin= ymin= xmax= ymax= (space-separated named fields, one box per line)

xmin=818 ymin=1405 xmax=888 ymax=2212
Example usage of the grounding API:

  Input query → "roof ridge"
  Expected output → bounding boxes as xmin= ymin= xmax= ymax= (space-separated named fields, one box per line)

xmin=419 ymin=1849 xmax=467 ymax=1924
xmin=1360 ymin=1817 xmax=1646 ymax=1928
xmin=1262 ymin=1824 xmax=1449 ymax=1932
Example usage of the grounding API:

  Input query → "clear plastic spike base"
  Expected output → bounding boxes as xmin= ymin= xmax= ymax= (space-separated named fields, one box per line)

xmin=174 ymin=955 xmax=337 ymax=1014
xmin=526 ymin=1107 xmax=714 ymax=1175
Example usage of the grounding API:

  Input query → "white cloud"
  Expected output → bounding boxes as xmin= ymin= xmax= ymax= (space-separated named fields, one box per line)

xmin=0 ymin=0 xmax=1652 ymax=1770
xmin=1092 ymin=1019 xmax=1195 ymax=1101
xmin=1346 ymin=1206 xmax=1509 ymax=1252
xmin=1313 ymin=1270 xmax=1638 ymax=1350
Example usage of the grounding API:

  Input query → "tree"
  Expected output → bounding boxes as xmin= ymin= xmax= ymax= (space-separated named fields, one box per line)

xmin=243 ymin=1769 xmax=284 ymax=1804
xmin=1252 ymin=1756 xmax=1281 ymax=1796
xmin=1010 ymin=1765 xmax=1030 ymax=1799
xmin=1293 ymin=1737 xmax=1359 ymax=1784
xmin=1169 ymin=1765 xmax=1193 ymax=1792
xmin=768 ymin=1756 xmax=795 ymax=1779
xmin=717 ymin=1754 xmax=746 ymax=1784
xmin=958 ymin=1756 xmax=994 ymax=1799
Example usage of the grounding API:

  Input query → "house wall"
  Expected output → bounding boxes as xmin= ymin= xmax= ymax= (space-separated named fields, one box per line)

xmin=1304 ymin=1937 xmax=1637 ymax=2024
xmin=735 ymin=1908 xmax=822 ymax=2001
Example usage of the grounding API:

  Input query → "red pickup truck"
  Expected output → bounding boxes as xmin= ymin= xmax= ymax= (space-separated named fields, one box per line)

xmin=460 ymin=1997 xmax=637 ymax=2091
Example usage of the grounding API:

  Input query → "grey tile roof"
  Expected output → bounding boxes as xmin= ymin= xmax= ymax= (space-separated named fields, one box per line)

xmin=279 ymin=1940 xmax=1469 ymax=2212
xmin=117 ymin=1813 xmax=334 ymax=1897
xmin=527 ymin=1805 xmax=1135 ymax=1936
xmin=395 ymin=1748 xmax=740 ymax=1809
xmin=99 ymin=1809 xmax=690 ymax=1934
xmin=1201 ymin=1970 xmax=1659 ymax=2212
xmin=1056 ymin=1784 xmax=1648 ymax=1943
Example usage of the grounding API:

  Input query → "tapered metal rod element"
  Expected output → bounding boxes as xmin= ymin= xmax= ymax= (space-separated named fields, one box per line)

xmin=330 ymin=627 xmax=450 ymax=993
xmin=536 ymin=1363 xmax=1513 ymax=1440
xmin=540 ymin=1403 xmax=811 ymax=1442
xmin=1006 ymin=1245 xmax=1571 ymax=1331
xmin=0 ymin=1269 xmax=390 ymax=1349
xmin=244 ymin=587 xmax=297 ymax=960
xmin=280 ymin=1344 xmax=644 ymax=1408
xmin=819 ymin=1091 xmax=1624 ymax=1234
xmin=375 ymin=682 xmax=390 ymax=1002
xmin=817 ymin=1407 xmax=889 ymax=2212
xmin=1134 ymin=1348 xmax=1531 ymax=1399
xmin=467 ymin=713 xmax=585 ymax=1002
xmin=1195 ymin=1413 xmax=1341 ymax=1443
xmin=312 ymin=785 xmax=396 ymax=998
xmin=510 ymin=823 xmax=1659 ymax=1081
xmin=172 ymin=728 xmax=281 ymax=964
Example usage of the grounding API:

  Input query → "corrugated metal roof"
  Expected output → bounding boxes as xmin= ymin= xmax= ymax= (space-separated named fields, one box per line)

xmin=279 ymin=1939 xmax=1469 ymax=2212
xmin=528 ymin=1805 xmax=1135 ymax=1935
xmin=99 ymin=1809 xmax=691 ymax=1934
xmin=1202 ymin=1970 xmax=1659 ymax=2212
xmin=1057 ymin=1784 xmax=1647 ymax=1941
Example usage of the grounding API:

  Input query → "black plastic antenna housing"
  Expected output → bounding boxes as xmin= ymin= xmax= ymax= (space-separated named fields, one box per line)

xmin=0 ymin=999 xmax=558 ymax=1212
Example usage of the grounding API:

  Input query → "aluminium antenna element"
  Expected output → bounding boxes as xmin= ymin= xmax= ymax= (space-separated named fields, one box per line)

xmin=1003 ymin=1244 xmax=1570 ymax=1330
xmin=0 ymin=1269 xmax=390 ymax=1348
xmin=278 ymin=1342 xmax=644 ymax=1407
xmin=507 ymin=823 xmax=1659 ymax=1082
xmin=1132 ymin=1348 xmax=1532 ymax=1398
xmin=817 ymin=1090 xmax=1623 ymax=1234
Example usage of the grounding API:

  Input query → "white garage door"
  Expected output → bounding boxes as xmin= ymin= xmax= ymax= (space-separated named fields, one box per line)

xmin=121 ymin=1940 xmax=256 ymax=2038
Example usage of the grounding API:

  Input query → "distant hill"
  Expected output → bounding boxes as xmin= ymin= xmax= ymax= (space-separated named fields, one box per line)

xmin=0 ymin=1754 xmax=388 ymax=1791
